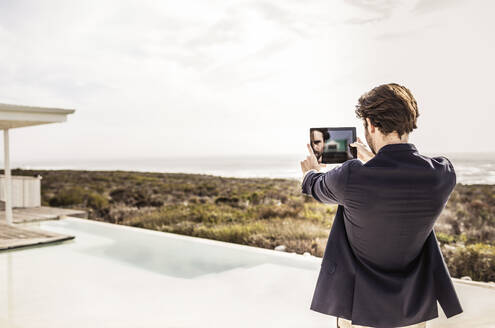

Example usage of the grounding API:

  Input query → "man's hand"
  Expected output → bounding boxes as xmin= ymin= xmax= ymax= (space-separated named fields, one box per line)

xmin=301 ymin=143 xmax=326 ymax=175
xmin=350 ymin=137 xmax=374 ymax=163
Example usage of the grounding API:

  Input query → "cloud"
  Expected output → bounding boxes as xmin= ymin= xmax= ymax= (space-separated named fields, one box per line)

xmin=0 ymin=0 xmax=490 ymax=159
xmin=199 ymin=37 xmax=294 ymax=88
xmin=184 ymin=16 xmax=243 ymax=49
xmin=345 ymin=0 xmax=398 ymax=13
xmin=375 ymin=22 xmax=441 ymax=40
xmin=340 ymin=0 xmax=402 ymax=25
xmin=412 ymin=0 xmax=464 ymax=15
xmin=249 ymin=1 xmax=309 ymax=37
xmin=343 ymin=16 xmax=385 ymax=25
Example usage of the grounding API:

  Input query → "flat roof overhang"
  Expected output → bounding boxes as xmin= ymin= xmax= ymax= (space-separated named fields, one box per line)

xmin=0 ymin=103 xmax=75 ymax=129
xmin=0 ymin=102 xmax=75 ymax=225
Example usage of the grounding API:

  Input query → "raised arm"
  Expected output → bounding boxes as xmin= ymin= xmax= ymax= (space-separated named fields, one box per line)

xmin=301 ymin=160 xmax=355 ymax=205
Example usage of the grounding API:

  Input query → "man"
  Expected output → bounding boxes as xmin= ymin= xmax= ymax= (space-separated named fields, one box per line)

xmin=300 ymin=83 xmax=463 ymax=328
xmin=310 ymin=128 xmax=330 ymax=164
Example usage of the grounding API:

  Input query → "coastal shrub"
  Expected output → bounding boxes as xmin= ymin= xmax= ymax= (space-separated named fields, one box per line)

xmin=442 ymin=184 xmax=495 ymax=244
xmin=443 ymin=243 xmax=495 ymax=282
xmin=49 ymin=186 xmax=85 ymax=206
xmin=177 ymin=183 xmax=194 ymax=193
xmin=196 ymin=182 xmax=218 ymax=196
xmin=246 ymin=191 xmax=265 ymax=205
xmin=300 ymin=203 xmax=326 ymax=224
xmin=193 ymin=222 xmax=266 ymax=244
xmin=124 ymin=203 xmax=249 ymax=228
xmin=189 ymin=196 xmax=208 ymax=204
xmin=257 ymin=204 xmax=301 ymax=220
xmin=87 ymin=192 xmax=109 ymax=210
xmin=109 ymin=187 xmax=163 ymax=208
xmin=109 ymin=188 xmax=128 ymax=203
xmin=436 ymin=232 xmax=455 ymax=244
xmin=261 ymin=218 xmax=330 ymax=254
xmin=214 ymin=196 xmax=240 ymax=206
xmin=124 ymin=204 xmax=186 ymax=227
xmin=93 ymin=183 xmax=106 ymax=194
xmin=128 ymin=174 xmax=156 ymax=185
xmin=287 ymin=196 xmax=304 ymax=209
xmin=90 ymin=175 xmax=112 ymax=183
xmin=189 ymin=203 xmax=248 ymax=224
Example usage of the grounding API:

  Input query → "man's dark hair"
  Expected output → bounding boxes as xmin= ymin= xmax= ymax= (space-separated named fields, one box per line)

xmin=354 ymin=83 xmax=419 ymax=139
xmin=311 ymin=128 xmax=330 ymax=141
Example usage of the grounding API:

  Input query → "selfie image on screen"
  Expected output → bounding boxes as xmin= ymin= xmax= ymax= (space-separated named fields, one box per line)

xmin=310 ymin=127 xmax=356 ymax=164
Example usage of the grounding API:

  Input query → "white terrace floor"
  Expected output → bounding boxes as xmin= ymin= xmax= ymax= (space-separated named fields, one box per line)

xmin=0 ymin=217 xmax=494 ymax=328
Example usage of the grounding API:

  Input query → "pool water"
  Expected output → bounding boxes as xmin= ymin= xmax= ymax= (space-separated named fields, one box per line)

xmin=0 ymin=217 xmax=493 ymax=328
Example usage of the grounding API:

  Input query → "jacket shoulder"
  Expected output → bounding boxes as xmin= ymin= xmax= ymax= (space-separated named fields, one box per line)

xmin=343 ymin=158 xmax=364 ymax=170
xmin=409 ymin=154 xmax=456 ymax=197
xmin=431 ymin=155 xmax=456 ymax=184
xmin=431 ymin=155 xmax=455 ymax=169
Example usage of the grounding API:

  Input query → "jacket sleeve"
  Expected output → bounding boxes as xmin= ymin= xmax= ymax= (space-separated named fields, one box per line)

xmin=301 ymin=159 xmax=358 ymax=205
xmin=434 ymin=156 xmax=457 ymax=192
xmin=442 ymin=156 xmax=457 ymax=189
xmin=429 ymin=229 xmax=464 ymax=318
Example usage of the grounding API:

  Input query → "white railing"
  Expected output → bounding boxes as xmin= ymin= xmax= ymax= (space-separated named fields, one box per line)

xmin=0 ymin=174 xmax=42 ymax=208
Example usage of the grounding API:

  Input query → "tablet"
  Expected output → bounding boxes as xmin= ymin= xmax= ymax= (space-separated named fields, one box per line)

xmin=309 ymin=127 xmax=357 ymax=164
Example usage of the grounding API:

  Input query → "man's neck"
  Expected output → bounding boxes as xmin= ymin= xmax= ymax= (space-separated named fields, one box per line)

xmin=375 ymin=136 xmax=409 ymax=153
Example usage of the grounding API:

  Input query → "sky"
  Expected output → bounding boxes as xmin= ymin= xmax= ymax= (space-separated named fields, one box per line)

xmin=0 ymin=0 xmax=493 ymax=162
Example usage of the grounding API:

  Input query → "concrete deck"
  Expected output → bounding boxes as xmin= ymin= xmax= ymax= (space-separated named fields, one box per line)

xmin=0 ymin=206 xmax=87 ymax=224
xmin=0 ymin=222 xmax=74 ymax=251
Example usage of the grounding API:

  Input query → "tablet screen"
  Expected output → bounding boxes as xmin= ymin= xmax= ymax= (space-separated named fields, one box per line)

xmin=309 ymin=127 xmax=357 ymax=164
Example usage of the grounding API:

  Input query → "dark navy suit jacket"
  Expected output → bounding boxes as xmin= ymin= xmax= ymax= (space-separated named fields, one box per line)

xmin=301 ymin=143 xmax=463 ymax=327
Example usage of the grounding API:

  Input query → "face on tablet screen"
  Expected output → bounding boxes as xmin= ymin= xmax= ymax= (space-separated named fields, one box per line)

xmin=310 ymin=127 xmax=357 ymax=164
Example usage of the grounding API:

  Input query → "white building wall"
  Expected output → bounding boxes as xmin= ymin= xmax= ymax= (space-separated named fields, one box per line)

xmin=0 ymin=175 xmax=42 ymax=207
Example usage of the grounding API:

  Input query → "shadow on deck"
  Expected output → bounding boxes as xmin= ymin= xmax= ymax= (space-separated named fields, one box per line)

xmin=0 ymin=206 xmax=86 ymax=251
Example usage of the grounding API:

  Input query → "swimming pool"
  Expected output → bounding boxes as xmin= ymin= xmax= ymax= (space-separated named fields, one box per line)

xmin=0 ymin=217 xmax=493 ymax=327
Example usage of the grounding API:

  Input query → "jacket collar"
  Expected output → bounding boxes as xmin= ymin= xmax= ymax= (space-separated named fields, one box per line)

xmin=376 ymin=143 xmax=417 ymax=154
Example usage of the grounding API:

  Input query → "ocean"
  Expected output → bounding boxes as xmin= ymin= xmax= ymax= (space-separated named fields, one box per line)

xmin=8 ymin=152 xmax=495 ymax=185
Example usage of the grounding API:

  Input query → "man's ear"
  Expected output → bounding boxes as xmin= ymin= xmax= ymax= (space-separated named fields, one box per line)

xmin=366 ymin=118 xmax=375 ymax=133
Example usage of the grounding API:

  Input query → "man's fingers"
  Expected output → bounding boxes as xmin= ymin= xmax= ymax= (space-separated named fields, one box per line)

xmin=307 ymin=143 xmax=315 ymax=156
xmin=351 ymin=137 xmax=365 ymax=147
